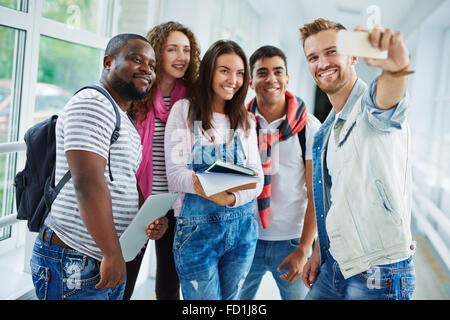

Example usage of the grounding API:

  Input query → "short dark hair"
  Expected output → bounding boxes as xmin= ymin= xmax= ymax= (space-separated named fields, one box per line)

xmin=249 ymin=45 xmax=288 ymax=77
xmin=105 ymin=33 xmax=150 ymax=57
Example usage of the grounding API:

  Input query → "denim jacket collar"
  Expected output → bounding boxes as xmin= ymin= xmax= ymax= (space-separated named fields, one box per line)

xmin=334 ymin=79 xmax=367 ymax=146
xmin=336 ymin=79 xmax=367 ymax=121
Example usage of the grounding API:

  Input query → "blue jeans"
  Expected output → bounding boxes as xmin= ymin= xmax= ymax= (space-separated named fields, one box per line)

xmin=240 ymin=239 xmax=309 ymax=300
xmin=173 ymin=209 xmax=257 ymax=300
xmin=305 ymin=252 xmax=415 ymax=300
xmin=30 ymin=226 xmax=126 ymax=300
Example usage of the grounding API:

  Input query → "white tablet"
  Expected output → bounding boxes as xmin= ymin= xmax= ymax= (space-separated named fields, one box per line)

xmin=119 ymin=192 xmax=179 ymax=262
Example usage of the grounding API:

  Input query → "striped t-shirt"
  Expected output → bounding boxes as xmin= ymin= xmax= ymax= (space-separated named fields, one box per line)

xmin=151 ymin=96 xmax=170 ymax=194
xmin=45 ymin=87 xmax=142 ymax=261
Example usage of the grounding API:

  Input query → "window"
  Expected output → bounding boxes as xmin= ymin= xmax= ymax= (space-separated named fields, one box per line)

xmin=210 ymin=0 xmax=261 ymax=54
xmin=0 ymin=0 xmax=162 ymax=298
xmin=0 ymin=0 xmax=19 ymax=10
xmin=0 ymin=0 xmax=117 ymax=248
xmin=0 ymin=26 xmax=17 ymax=143
xmin=36 ymin=36 xmax=102 ymax=118
xmin=116 ymin=0 xmax=157 ymax=35
xmin=0 ymin=25 xmax=19 ymax=241
xmin=42 ymin=0 xmax=108 ymax=34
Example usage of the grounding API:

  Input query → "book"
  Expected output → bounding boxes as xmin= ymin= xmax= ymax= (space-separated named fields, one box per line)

xmin=119 ymin=192 xmax=179 ymax=262
xmin=203 ymin=159 xmax=255 ymax=176
xmin=196 ymin=172 xmax=261 ymax=197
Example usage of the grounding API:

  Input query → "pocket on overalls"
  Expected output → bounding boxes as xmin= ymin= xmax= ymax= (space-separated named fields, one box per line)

xmin=173 ymin=223 xmax=199 ymax=250
xmin=30 ymin=261 xmax=50 ymax=300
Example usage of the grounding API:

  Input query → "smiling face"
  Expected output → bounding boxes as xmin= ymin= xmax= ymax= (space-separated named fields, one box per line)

xmin=161 ymin=30 xmax=191 ymax=81
xmin=304 ymin=29 xmax=357 ymax=95
xmin=107 ymin=38 xmax=156 ymax=101
xmin=211 ymin=53 xmax=245 ymax=108
xmin=250 ymin=56 xmax=289 ymax=108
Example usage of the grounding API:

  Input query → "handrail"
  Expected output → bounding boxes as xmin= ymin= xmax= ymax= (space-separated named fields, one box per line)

xmin=0 ymin=141 xmax=26 ymax=154
xmin=0 ymin=142 xmax=24 ymax=229
xmin=413 ymin=185 xmax=450 ymax=235
xmin=0 ymin=213 xmax=19 ymax=229
xmin=412 ymin=184 xmax=450 ymax=273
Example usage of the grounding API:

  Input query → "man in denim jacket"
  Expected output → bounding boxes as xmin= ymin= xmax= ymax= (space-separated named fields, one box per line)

xmin=300 ymin=18 xmax=416 ymax=300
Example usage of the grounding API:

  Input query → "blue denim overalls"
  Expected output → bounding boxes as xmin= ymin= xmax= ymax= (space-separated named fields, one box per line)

xmin=173 ymin=121 xmax=258 ymax=300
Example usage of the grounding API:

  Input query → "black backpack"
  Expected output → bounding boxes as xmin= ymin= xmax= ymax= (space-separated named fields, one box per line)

xmin=14 ymin=85 xmax=123 ymax=232
xmin=298 ymin=127 xmax=306 ymax=166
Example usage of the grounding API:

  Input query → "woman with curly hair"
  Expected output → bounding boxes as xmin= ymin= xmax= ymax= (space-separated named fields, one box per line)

xmin=124 ymin=21 xmax=201 ymax=300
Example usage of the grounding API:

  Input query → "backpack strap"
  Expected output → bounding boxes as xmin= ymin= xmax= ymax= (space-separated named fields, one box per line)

xmin=45 ymin=115 xmax=58 ymax=173
xmin=75 ymin=85 xmax=122 ymax=181
xmin=298 ymin=127 xmax=306 ymax=166
xmin=44 ymin=86 xmax=125 ymax=212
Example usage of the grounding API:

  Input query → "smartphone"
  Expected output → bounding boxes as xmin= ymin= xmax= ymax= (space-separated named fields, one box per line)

xmin=337 ymin=30 xmax=388 ymax=59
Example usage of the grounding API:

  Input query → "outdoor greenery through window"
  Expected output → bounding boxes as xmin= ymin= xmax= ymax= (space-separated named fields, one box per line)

xmin=36 ymin=36 xmax=103 ymax=120
xmin=0 ymin=0 xmax=19 ymax=10
xmin=42 ymin=0 xmax=106 ymax=33
xmin=0 ymin=25 xmax=16 ymax=240
xmin=0 ymin=26 xmax=15 ymax=143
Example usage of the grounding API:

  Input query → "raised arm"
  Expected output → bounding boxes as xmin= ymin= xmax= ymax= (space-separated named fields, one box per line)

xmin=361 ymin=25 xmax=412 ymax=110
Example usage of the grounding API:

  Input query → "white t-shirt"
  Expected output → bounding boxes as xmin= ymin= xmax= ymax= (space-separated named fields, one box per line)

xmin=45 ymin=87 xmax=142 ymax=261
xmin=255 ymin=110 xmax=321 ymax=240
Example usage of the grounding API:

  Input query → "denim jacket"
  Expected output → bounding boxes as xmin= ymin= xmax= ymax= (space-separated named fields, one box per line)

xmin=312 ymin=78 xmax=415 ymax=279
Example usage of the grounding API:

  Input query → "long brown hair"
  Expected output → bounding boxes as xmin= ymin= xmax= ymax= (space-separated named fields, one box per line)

xmin=128 ymin=21 xmax=201 ymax=120
xmin=188 ymin=39 xmax=250 ymax=134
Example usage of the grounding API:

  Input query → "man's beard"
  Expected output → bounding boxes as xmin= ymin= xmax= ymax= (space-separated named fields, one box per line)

xmin=111 ymin=75 xmax=151 ymax=101
xmin=317 ymin=78 xmax=346 ymax=95
xmin=315 ymin=63 xmax=354 ymax=95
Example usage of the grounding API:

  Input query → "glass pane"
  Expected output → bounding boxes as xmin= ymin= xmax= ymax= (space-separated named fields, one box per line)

xmin=0 ymin=153 xmax=12 ymax=241
xmin=42 ymin=0 xmax=106 ymax=34
xmin=36 ymin=35 xmax=102 ymax=120
xmin=0 ymin=26 xmax=16 ymax=241
xmin=116 ymin=0 xmax=154 ymax=34
xmin=0 ymin=0 xmax=19 ymax=10
xmin=0 ymin=26 xmax=16 ymax=143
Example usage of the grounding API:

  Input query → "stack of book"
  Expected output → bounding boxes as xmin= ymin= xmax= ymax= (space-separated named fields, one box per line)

xmin=196 ymin=159 xmax=261 ymax=196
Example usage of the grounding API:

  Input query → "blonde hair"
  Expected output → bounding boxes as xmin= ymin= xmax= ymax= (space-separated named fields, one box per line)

xmin=299 ymin=18 xmax=346 ymax=47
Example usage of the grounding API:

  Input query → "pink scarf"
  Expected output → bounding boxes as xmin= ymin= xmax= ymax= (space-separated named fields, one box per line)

xmin=136 ymin=79 xmax=188 ymax=199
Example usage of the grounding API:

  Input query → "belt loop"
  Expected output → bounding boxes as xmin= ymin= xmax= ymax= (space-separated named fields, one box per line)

xmin=44 ymin=227 xmax=54 ymax=247
xmin=38 ymin=225 xmax=46 ymax=242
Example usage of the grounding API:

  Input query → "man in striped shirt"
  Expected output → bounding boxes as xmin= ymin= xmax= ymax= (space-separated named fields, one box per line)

xmin=30 ymin=34 xmax=168 ymax=300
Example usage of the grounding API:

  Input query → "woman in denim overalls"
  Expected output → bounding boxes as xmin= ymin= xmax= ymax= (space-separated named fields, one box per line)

xmin=165 ymin=40 xmax=263 ymax=299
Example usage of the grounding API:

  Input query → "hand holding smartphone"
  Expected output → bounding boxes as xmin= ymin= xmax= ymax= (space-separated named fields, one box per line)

xmin=337 ymin=30 xmax=388 ymax=59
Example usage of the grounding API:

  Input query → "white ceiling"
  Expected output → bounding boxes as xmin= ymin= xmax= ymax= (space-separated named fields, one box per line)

xmin=256 ymin=0 xmax=447 ymax=36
